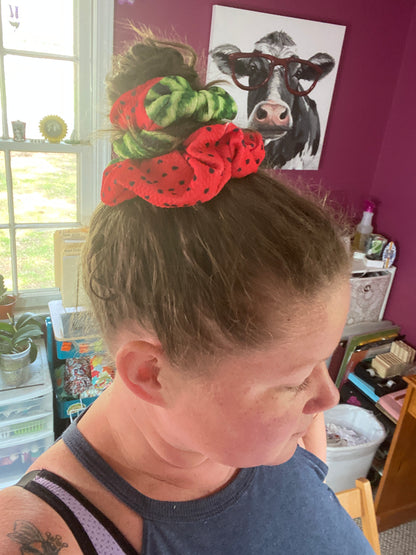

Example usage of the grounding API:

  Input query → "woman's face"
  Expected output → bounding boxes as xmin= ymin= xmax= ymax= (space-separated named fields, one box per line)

xmin=157 ymin=279 xmax=351 ymax=468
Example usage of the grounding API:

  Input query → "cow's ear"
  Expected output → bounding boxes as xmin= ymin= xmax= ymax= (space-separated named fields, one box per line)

xmin=210 ymin=44 xmax=243 ymax=76
xmin=304 ymin=53 xmax=335 ymax=80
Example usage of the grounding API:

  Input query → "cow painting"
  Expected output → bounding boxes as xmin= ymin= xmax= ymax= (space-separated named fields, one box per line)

xmin=210 ymin=31 xmax=336 ymax=169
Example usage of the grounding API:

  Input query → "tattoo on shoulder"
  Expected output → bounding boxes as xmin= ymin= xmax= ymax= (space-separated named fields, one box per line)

xmin=7 ymin=520 xmax=69 ymax=554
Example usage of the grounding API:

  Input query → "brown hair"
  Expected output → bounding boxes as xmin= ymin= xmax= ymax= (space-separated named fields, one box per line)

xmin=106 ymin=29 xmax=206 ymax=143
xmin=82 ymin=31 xmax=350 ymax=365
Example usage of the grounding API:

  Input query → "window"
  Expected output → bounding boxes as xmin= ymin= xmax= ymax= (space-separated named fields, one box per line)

xmin=0 ymin=0 xmax=113 ymax=309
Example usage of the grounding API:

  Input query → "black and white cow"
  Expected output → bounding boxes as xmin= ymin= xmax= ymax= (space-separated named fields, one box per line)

xmin=210 ymin=31 xmax=335 ymax=169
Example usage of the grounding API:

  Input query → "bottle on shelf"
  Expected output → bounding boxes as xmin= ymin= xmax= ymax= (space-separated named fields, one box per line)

xmin=352 ymin=200 xmax=375 ymax=254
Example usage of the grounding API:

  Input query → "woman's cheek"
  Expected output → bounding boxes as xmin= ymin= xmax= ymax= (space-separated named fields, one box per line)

xmin=264 ymin=386 xmax=299 ymax=412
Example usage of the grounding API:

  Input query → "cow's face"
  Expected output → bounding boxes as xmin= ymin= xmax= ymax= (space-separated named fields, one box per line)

xmin=245 ymin=33 xmax=298 ymax=139
xmin=210 ymin=31 xmax=334 ymax=141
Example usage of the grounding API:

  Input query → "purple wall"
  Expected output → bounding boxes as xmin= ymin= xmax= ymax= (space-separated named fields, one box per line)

xmin=114 ymin=0 xmax=416 ymax=345
xmin=371 ymin=9 xmax=416 ymax=347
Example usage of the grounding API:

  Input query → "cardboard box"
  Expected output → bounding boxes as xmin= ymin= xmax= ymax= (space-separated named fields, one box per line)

xmin=54 ymin=228 xmax=89 ymax=308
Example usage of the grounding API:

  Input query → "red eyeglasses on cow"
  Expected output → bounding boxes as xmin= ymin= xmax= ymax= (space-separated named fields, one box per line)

xmin=227 ymin=52 xmax=324 ymax=96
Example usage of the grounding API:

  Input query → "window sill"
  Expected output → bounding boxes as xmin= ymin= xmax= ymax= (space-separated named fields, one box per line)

xmin=0 ymin=139 xmax=90 ymax=152
xmin=15 ymin=289 xmax=62 ymax=313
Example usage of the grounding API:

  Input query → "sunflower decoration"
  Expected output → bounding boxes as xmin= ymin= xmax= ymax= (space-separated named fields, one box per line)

xmin=39 ymin=115 xmax=67 ymax=143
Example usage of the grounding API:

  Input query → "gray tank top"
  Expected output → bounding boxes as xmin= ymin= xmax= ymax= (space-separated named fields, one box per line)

xmin=17 ymin=418 xmax=375 ymax=554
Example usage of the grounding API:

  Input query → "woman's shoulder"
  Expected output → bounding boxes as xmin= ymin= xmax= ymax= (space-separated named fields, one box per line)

xmin=0 ymin=440 xmax=88 ymax=554
xmin=0 ymin=482 xmax=81 ymax=554
xmin=3 ymin=438 xmax=143 ymax=554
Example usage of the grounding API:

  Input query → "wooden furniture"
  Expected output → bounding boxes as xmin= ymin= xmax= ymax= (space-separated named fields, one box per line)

xmin=374 ymin=374 xmax=416 ymax=531
xmin=336 ymin=478 xmax=381 ymax=555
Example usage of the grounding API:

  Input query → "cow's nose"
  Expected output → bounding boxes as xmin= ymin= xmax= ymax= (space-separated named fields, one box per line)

xmin=257 ymin=106 xmax=288 ymax=121
xmin=254 ymin=102 xmax=291 ymax=128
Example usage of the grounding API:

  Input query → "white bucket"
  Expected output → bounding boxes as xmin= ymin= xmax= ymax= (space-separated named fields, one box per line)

xmin=324 ymin=404 xmax=387 ymax=492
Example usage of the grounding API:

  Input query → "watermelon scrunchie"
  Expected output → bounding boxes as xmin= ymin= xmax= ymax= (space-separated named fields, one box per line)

xmin=111 ymin=75 xmax=238 ymax=132
xmin=110 ymin=76 xmax=238 ymax=160
xmin=113 ymin=128 xmax=179 ymax=160
xmin=102 ymin=122 xmax=265 ymax=208
xmin=102 ymin=75 xmax=265 ymax=208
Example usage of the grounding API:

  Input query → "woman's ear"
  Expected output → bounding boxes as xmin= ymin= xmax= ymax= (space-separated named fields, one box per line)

xmin=115 ymin=340 xmax=167 ymax=407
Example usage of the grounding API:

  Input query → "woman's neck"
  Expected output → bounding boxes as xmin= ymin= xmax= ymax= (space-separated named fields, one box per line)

xmin=77 ymin=384 xmax=238 ymax=501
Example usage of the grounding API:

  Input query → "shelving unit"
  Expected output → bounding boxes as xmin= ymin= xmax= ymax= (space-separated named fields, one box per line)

xmin=0 ymin=342 xmax=54 ymax=489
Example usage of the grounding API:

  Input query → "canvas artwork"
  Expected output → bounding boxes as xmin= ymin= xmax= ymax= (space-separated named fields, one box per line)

xmin=206 ymin=6 xmax=346 ymax=170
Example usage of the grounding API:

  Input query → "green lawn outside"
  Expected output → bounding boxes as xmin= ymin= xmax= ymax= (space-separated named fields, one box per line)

xmin=0 ymin=151 xmax=77 ymax=290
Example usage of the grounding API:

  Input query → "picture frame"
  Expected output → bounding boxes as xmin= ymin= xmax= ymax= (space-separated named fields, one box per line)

xmin=207 ymin=5 xmax=346 ymax=170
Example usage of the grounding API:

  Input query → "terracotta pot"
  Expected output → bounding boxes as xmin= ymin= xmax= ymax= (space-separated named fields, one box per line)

xmin=0 ymin=343 xmax=31 ymax=387
xmin=0 ymin=295 xmax=17 ymax=320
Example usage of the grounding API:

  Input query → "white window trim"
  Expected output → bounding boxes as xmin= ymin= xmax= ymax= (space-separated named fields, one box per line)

xmin=79 ymin=0 xmax=114 ymax=222
xmin=0 ymin=0 xmax=114 ymax=310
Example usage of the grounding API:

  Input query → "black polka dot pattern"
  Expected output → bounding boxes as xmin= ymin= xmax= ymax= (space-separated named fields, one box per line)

xmin=101 ymin=123 xmax=265 ymax=208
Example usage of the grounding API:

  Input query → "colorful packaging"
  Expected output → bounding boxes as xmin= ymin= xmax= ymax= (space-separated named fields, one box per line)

xmin=64 ymin=357 xmax=92 ymax=396
xmin=382 ymin=241 xmax=396 ymax=268
xmin=90 ymin=354 xmax=115 ymax=391
xmin=365 ymin=234 xmax=388 ymax=260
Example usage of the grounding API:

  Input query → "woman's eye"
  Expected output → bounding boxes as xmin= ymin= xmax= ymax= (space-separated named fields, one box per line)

xmin=290 ymin=376 xmax=311 ymax=393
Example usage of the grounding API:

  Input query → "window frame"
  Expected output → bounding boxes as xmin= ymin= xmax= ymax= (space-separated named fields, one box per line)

xmin=0 ymin=0 xmax=114 ymax=310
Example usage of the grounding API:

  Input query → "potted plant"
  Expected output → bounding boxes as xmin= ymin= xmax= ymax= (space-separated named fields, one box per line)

xmin=0 ymin=274 xmax=17 ymax=319
xmin=0 ymin=313 xmax=44 ymax=387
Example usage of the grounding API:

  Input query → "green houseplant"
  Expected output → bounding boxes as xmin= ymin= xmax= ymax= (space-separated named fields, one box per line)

xmin=0 ymin=274 xmax=17 ymax=319
xmin=0 ymin=313 xmax=44 ymax=386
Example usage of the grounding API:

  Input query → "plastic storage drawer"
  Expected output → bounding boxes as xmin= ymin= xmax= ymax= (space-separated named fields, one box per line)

xmin=0 ymin=342 xmax=54 ymax=489
xmin=0 ymin=341 xmax=52 ymax=409
xmin=0 ymin=413 xmax=53 ymax=441
xmin=0 ymin=432 xmax=54 ymax=488
xmin=0 ymin=392 xmax=52 ymax=423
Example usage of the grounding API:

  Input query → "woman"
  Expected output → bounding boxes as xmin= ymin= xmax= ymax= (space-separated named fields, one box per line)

xmin=0 ymin=32 xmax=374 ymax=554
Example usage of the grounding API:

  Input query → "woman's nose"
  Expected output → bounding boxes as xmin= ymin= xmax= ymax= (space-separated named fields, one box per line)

xmin=302 ymin=362 xmax=340 ymax=415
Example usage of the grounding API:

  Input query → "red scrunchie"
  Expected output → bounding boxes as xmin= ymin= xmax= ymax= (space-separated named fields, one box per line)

xmin=110 ymin=77 xmax=162 ymax=131
xmin=101 ymin=123 xmax=265 ymax=208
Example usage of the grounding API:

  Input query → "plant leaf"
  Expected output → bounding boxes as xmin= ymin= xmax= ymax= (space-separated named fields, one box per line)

xmin=29 ymin=341 xmax=38 ymax=363
xmin=0 ymin=336 xmax=13 ymax=353
xmin=16 ymin=313 xmax=44 ymax=330
xmin=0 ymin=322 xmax=14 ymax=335
xmin=13 ymin=326 xmax=43 ymax=344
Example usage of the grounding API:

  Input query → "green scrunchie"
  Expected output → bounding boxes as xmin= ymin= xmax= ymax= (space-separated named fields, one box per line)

xmin=144 ymin=76 xmax=238 ymax=128
xmin=110 ymin=75 xmax=239 ymax=160
xmin=113 ymin=129 xmax=179 ymax=160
